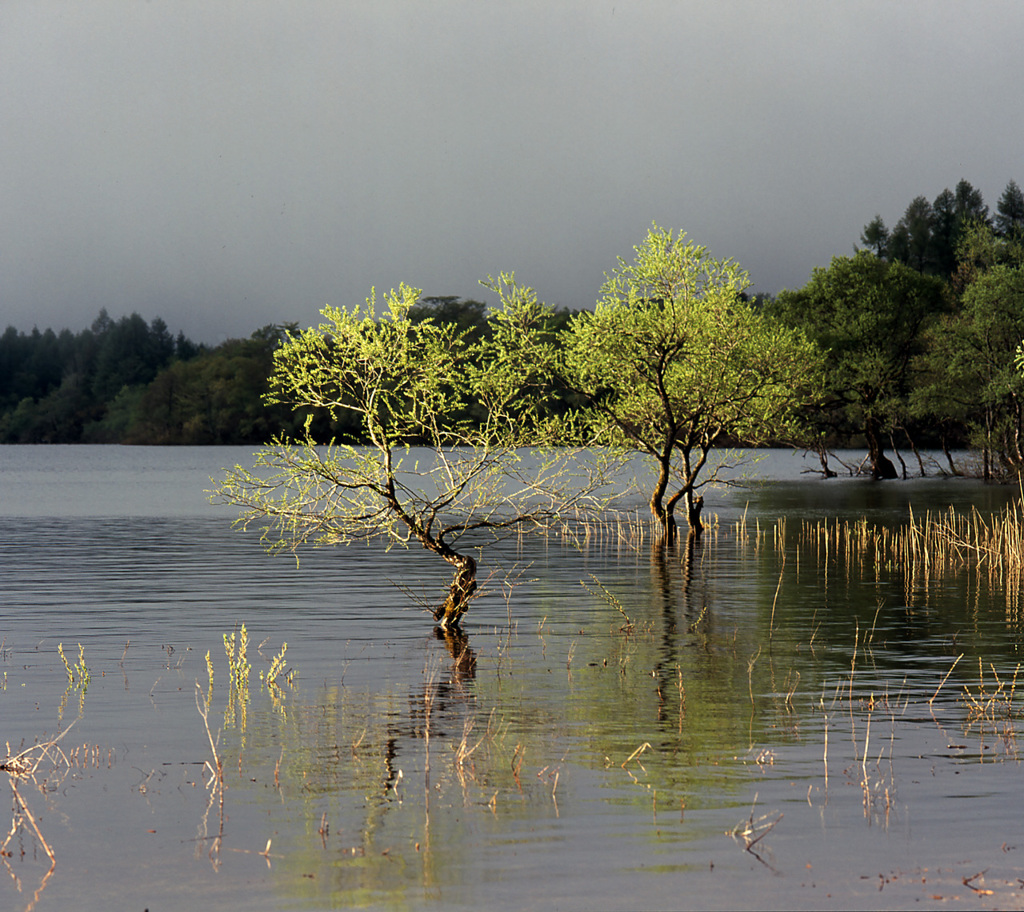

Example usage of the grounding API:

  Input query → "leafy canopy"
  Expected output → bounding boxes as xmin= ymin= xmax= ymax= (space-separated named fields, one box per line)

xmin=212 ymin=282 xmax=615 ymax=626
xmin=564 ymin=224 xmax=821 ymax=532
xmin=773 ymin=252 xmax=946 ymax=428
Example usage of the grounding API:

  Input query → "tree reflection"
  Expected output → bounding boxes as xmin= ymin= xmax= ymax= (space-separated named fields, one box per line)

xmin=207 ymin=510 xmax=1024 ymax=906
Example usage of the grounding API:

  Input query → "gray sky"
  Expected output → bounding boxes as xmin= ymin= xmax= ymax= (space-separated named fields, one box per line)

xmin=2 ymin=1 xmax=1022 ymax=344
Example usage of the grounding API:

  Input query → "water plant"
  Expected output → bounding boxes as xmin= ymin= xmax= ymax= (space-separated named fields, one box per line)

xmin=223 ymin=624 xmax=251 ymax=691
xmin=730 ymin=792 xmax=783 ymax=858
xmin=194 ymin=681 xmax=225 ymax=869
xmin=57 ymin=643 xmax=91 ymax=723
xmin=203 ymin=649 xmax=214 ymax=708
xmin=580 ymin=574 xmax=635 ymax=634
xmin=793 ymin=497 xmax=1024 ymax=587
xmin=57 ymin=642 xmax=90 ymax=689
xmin=959 ymin=658 xmax=1022 ymax=757
xmin=259 ymin=641 xmax=292 ymax=689
xmin=1 ymin=722 xmax=75 ymax=897
xmin=223 ymin=624 xmax=251 ymax=734
xmin=258 ymin=640 xmax=294 ymax=715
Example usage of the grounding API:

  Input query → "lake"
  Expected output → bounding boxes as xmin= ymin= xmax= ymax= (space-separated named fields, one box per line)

xmin=1 ymin=445 xmax=1023 ymax=910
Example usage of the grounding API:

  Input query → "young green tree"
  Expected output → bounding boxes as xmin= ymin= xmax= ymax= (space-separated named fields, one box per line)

xmin=212 ymin=282 xmax=611 ymax=630
xmin=772 ymin=251 xmax=947 ymax=478
xmin=562 ymin=225 xmax=822 ymax=540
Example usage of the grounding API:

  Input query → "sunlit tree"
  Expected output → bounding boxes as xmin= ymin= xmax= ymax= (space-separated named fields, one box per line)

xmin=563 ymin=225 xmax=822 ymax=540
xmin=212 ymin=281 xmax=614 ymax=630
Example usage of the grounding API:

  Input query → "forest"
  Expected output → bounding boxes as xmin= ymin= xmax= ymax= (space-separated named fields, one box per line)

xmin=3 ymin=177 xmax=1024 ymax=481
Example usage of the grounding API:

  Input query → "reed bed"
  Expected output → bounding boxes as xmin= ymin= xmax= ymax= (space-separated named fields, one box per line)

xmin=558 ymin=505 xmax=771 ymax=553
xmin=527 ymin=494 xmax=1023 ymax=622
xmin=556 ymin=508 xmax=655 ymax=551
xmin=789 ymin=499 xmax=1024 ymax=615
xmin=795 ymin=501 xmax=1024 ymax=572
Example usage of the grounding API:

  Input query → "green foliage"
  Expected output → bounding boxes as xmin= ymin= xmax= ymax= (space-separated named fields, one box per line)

xmin=888 ymin=195 xmax=936 ymax=273
xmin=91 ymin=312 xmax=175 ymax=401
xmin=996 ymin=179 xmax=1024 ymax=239
xmin=952 ymin=220 xmax=1024 ymax=294
xmin=125 ymin=327 xmax=302 ymax=444
xmin=408 ymin=295 xmax=491 ymax=343
xmin=0 ymin=310 xmax=322 ymax=444
xmin=870 ymin=179 xmax=994 ymax=279
xmin=860 ymin=215 xmax=889 ymax=258
xmin=564 ymin=225 xmax=822 ymax=534
xmin=0 ymin=309 xmax=207 ymax=443
xmin=773 ymin=251 xmax=947 ymax=475
xmin=914 ymin=224 xmax=1024 ymax=476
xmin=214 ymin=283 xmax=613 ymax=628
xmin=224 ymin=624 xmax=252 ymax=692
xmin=267 ymin=284 xmax=472 ymax=445
xmin=57 ymin=642 xmax=90 ymax=689
xmin=920 ymin=263 xmax=1024 ymax=476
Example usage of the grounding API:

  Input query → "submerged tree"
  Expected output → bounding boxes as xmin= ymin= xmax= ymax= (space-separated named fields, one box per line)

xmin=212 ymin=282 xmax=611 ymax=630
xmin=772 ymin=251 xmax=947 ymax=479
xmin=922 ymin=263 xmax=1024 ymax=478
xmin=563 ymin=225 xmax=822 ymax=540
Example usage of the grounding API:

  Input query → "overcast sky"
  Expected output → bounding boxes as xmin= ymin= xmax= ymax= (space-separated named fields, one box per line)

xmin=2 ymin=1 xmax=1022 ymax=343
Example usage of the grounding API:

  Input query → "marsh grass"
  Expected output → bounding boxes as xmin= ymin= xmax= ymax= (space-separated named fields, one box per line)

xmin=580 ymin=573 xmax=636 ymax=634
xmin=789 ymin=498 xmax=1024 ymax=614
xmin=56 ymin=644 xmax=91 ymax=726
xmin=559 ymin=508 xmax=652 ymax=551
xmin=958 ymin=658 xmax=1023 ymax=758
xmin=56 ymin=643 xmax=90 ymax=689
xmin=223 ymin=624 xmax=252 ymax=736
xmin=194 ymin=682 xmax=225 ymax=870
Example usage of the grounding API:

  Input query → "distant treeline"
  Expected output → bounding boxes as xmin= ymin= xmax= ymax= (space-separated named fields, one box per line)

xmin=3 ymin=178 xmax=1024 ymax=477
xmin=0 ymin=298 xmax=563 ymax=445
xmin=0 ymin=310 xmax=309 ymax=444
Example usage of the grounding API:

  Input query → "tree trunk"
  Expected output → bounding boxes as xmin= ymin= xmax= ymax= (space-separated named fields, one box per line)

xmin=685 ymin=491 xmax=704 ymax=536
xmin=865 ymin=417 xmax=897 ymax=480
xmin=889 ymin=434 xmax=908 ymax=479
xmin=650 ymin=453 xmax=677 ymax=542
xmin=651 ymin=504 xmax=678 ymax=544
xmin=941 ymin=436 xmax=960 ymax=475
xmin=435 ymin=627 xmax=477 ymax=681
xmin=903 ymin=428 xmax=926 ymax=477
xmin=433 ymin=553 xmax=477 ymax=630
xmin=815 ymin=440 xmax=837 ymax=478
xmin=984 ymin=407 xmax=993 ymax=481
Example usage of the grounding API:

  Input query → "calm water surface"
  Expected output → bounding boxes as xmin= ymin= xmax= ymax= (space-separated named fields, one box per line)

xmin=1 ymin=446 xmax=1023 ymax=911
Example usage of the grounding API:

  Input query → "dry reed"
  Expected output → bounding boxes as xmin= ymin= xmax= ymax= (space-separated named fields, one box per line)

xmin=792 ymin=498 xmax=1024 ymax=616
